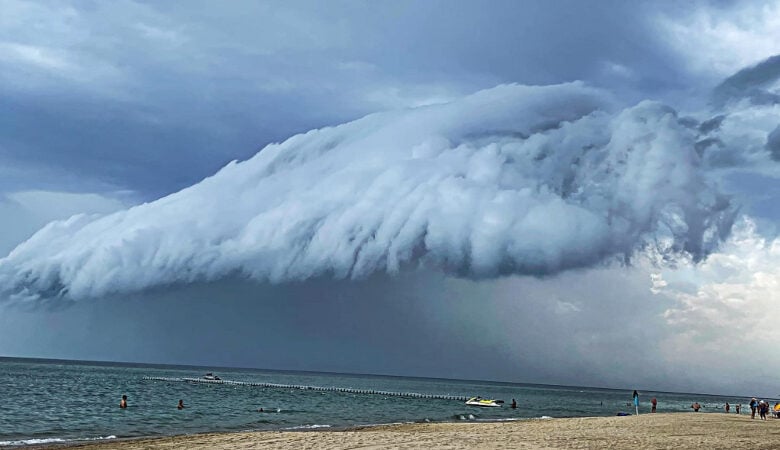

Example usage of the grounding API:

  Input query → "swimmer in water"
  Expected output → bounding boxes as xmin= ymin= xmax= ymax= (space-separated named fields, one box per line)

xmin=120 ymin=395 xmax=127 ymax=409
xmin=178 ymin=399 xmax=185 ymax=410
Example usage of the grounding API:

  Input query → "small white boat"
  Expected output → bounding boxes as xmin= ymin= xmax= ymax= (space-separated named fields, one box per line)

xmin=203 ymin=373 xmax=221 ymax=381
xmin=465 ymin=397 xmax=503 ymax=407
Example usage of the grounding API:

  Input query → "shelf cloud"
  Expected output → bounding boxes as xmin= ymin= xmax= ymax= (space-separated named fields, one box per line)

xmin=0 ymin=82 xmax=736 ymax=302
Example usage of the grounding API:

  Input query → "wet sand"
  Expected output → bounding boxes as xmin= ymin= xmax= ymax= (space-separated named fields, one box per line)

xmin=49 ymin=413 xmax=780 ymax=449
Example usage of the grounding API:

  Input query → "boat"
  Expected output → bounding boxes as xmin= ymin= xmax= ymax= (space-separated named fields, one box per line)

xmin=465 ymin=397 xmax=503 ymax=407
xmin=203 ymin=373 xmax=221 ymax=381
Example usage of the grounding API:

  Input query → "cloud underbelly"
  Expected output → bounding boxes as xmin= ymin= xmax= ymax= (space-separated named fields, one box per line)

xmin=0 ymin=82 xmax=733 ymax=301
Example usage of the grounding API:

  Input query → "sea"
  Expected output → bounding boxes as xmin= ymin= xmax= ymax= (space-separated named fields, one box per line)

xmin=0 ymin=357 xmax=757 ymax=447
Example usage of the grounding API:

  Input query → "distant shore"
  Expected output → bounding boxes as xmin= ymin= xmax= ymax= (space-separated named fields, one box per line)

xmin=41 ymin=413 xmax=779 ymax=450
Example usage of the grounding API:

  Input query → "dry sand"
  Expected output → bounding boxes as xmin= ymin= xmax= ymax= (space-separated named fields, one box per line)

xmin=50 ymin=413 xmax=780 ymax=450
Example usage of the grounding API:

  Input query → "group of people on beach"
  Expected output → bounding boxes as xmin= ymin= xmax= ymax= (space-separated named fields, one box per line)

xmin=687 ymin=398 xmax=780 ymax=419
xmin=632 ymin=390 xmax=780 ymax=418
xmin=722 ymin=402 xmax=741 ymax=414
xmin=119 ymin=394 xmax=185 ymax=410
xmin=748 ymin=398 xmax=780 ymax=420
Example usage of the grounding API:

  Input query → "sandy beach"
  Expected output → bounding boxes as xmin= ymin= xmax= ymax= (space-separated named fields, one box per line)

xmin=50 ymin=413 xmax=780 ymax=450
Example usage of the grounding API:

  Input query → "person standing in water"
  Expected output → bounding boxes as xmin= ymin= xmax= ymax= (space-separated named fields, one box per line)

xmin=177 ymin=399 xmax=185 ymax=410
xmin=511 ymin=399 xmax=517 ymax=409
xmin=119 ymin=395 xmax=127 ymax=409
xmin=651 ymin=397 xmax=657 ymax=413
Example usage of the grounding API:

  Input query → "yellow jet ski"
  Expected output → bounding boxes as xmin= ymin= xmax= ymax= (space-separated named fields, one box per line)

xmin=465 ymin=397 xmax=503 ymax=407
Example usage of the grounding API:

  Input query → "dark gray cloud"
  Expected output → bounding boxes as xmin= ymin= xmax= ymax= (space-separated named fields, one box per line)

xmin=767 ymin=125 xmax=780 ymax=161
xmin=693 ymin=53 xmax=780 ymax=171
xmin=0 ymin=0 xmax=704 ymax=199
xmin=0 ymin=270 xmax=673 ymax=390
xmin=3 ymin=265 xmax=772 ymax=396
xmin=712 ymin=54 xmax=780 ymax=107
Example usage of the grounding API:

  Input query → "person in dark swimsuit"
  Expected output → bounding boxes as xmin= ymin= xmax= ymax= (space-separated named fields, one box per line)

xmin=120 ymin=394 xmax=127 ymax=409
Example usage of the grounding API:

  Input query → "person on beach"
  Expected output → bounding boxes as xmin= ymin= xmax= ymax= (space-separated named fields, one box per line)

xmin=691 ymin=402 xmax=701 ymax=412
xmin=759 ymin=401 xmax=768 ymax=420
xmin=178 ymin=399 xmax=185 ymax=410
xmin=651 ymin=397 xmax=657 ymax=413
xmin=750 ymin=398 xmax=757 ymax=419
xmin=725 ymin=402 xmax=730 ymax=413
xmin=120 ymin=394 xmax=127 ymax=409
xmin=736 ymin=404 xmax=741 ymax=414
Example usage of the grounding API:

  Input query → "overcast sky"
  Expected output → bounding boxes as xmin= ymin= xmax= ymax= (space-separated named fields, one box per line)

xmin=1 ymin=0 xmax=780 ymax=397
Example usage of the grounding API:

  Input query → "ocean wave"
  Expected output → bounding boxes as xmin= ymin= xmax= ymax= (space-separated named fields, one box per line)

xmin=0 ymin=435 xmax=116 ymax=447
xmin=0 ymin=438 xmax=66 ymax=447
xmin=282 ymin=424 xmax=332 ymax=430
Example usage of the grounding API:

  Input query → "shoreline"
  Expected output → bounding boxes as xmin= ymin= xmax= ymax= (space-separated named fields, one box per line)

xmin=29 ymin=412 xmax=780 ymax=450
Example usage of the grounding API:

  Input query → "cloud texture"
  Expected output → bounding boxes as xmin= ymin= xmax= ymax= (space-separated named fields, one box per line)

xmin=0 ymin=82 xmax=735 ymax=302
xmin=650 ymin=218 xmax=780 ymax=392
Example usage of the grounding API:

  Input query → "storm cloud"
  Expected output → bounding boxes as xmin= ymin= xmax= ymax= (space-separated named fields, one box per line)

xmin=0 ymin=82 xmax=735 ymax=302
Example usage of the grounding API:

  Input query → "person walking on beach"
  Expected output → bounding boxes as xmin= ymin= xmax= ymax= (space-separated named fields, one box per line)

xmin=736 ymin=404 xmax=741 ymax=414
xmin=120 ymin=394 xmax=127 ymax=409
xmin=178 ymin=399 xmax=185 ymax=410
xmin=725 ymin=402 xmax=730 ymax=413
xmin=691 ymin=402 xmax=701 ymax=412
xmin=750 ymin=398 xmax=757 ymax=419
xmin=651 ymin=397 xmax=657 ymax=413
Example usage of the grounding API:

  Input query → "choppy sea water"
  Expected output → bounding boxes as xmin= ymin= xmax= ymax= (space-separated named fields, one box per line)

xmin=0 ymin=357 xmax=758 ymax=447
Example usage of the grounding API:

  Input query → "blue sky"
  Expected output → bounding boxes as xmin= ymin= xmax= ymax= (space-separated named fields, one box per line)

xmin=1 ymin=0 xmax=779 ymax=396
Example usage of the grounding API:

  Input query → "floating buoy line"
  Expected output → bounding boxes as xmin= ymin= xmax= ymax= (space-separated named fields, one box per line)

xmin=141 ymin=376 xmax=469 ymax=401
